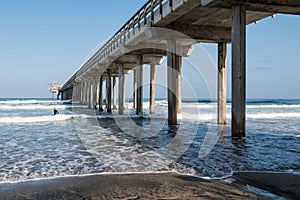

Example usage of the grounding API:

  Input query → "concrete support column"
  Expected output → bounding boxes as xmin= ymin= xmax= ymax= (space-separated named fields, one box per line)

xmin=82 ymin=82 xmax=85 ymax=104
xmin=136 ymin=54 xmax=143 ymax=115
xmin=80 ymin=82 xmax=84 ymax=104
xmin=106 ymin=69 xmax=112 ymax=113
xmin=87 ymin=81 xmax=91 ymax=108
xmin=84 ymin=81 xmax=88 ymax=105
xmin=167 ymin=40 xmax=178 ymax=125
xmin=232 ymin=5 xmax=246 ymax=137
xmin=90 ymin=83 xmax=94 ymax=108
xmin=149 ymin=64 xmax=156 ymax=114
xmin=118 ymin=64 xmax=125 ymax=115
xmin=133 ymin=69 xmax=137 ymax=110
xmin=98 ymin=76 xmax=104 ymax=111
xmin=113 ymin=77 xmax=117 ymax=110
xmin=92 ymin=82 xmax=97 ymax=109
xmin=74 ymin=84 xmax=77 ymax=102
xmin=176 ymin=55 xmax=182 ymax=114
xmin=218 ymin=42 xmax=227 ymax=124
xmin=95 ymin=83 xmax=98 ymax=106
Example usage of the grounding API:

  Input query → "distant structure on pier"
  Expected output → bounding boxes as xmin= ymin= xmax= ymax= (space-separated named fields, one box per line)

xmin=49 ymin=81 xmax=62 ymax=100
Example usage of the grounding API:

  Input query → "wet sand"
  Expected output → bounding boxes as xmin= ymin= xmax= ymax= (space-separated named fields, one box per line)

xmin=0 ymin=172 xmax=298 ymax=200
xmin=232 ymin=172 xmax=300 ymax=200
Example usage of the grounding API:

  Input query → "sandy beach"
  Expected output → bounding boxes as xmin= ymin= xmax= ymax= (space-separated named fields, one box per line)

xmin=0 ymin=172 xmax=299 ymax=200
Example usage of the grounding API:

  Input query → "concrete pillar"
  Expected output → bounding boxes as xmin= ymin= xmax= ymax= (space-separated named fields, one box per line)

xmin=113 ymin=77 xmax=117 ymax=110
xmin=133 ymin=69 xmax=137 ymax=109
xmin=106 ymin=69 xmax=112 ymax=113
xmin=167 ymin=40 xmax=178 ymax=125
xmin=218 ymin=42 xmax=227 ymax=124
xmin=176 ymin=56 xmax=182 ymax=114
xmin=87 ymin=81 xmax=91 ymax=108
xmin=98 ymin=76 xmax=104 ymax=111
xmin=84 ymin=81 xmax=87 ymax=104
xmin=90 ymin=82 xmax=93 ymax=108
xmin=118 ymin=64 xmax=125 ymax=115
xmin=80 ymin=82 xmax=83 ymax=104
xmin=90 ymin=83 xmax=94 ymax=108
xmin=82 ymin=82 xmax=85 ymax=104
xmin=232 ymin=5 xmax=246 ymax=137
xmin=136 ymin=54 xmax=143 ymax=115
xmin=81 ymin=82 xmax=85 ymax=104
xmin=73 ymin=84 xmax=76 ymax=102
xmin=95 ymin=83 xmax=98 ymax=106
xmin=92 ymin=82 xmax=97 ymax=109
xmin=149 ymin=64 xmax=156 ymax=114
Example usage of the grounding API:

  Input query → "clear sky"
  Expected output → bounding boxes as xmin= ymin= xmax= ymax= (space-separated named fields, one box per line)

xmin=0 ymin=0 xmax=299 ymax=99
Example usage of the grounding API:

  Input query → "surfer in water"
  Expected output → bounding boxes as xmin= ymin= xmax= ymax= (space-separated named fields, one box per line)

xmin=53 ymin=108 xmax=59 ymax=115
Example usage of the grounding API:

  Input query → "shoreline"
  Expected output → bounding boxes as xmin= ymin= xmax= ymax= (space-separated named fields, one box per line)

xmin=0 ymin=172 xmax=299 ymax=199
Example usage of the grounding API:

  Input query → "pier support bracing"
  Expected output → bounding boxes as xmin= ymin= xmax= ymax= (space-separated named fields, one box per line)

xmin=232 ymin=5 xmax=246 ymax=137
xmin=149 ymin=64 xmax=156 ymax=114
xmin=113 ymin=77 xmax=117 ymax=110
xmin=218 ymin=42 xmax=227 ymax=124
xmin=118 ymin=64 xmax=125 ymax=115
xmin=106 ymin=69 xmax=112 ymax=113
xmin=98 ymin=76 xmax=104 ymax=111
xmin=136 ymin=54 xmax=143 ymax=115
xmin=167 ymin=40 xmax=178 ymax=125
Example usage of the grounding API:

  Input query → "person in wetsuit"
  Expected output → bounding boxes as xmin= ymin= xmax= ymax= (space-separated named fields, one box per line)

xmin=54 ymin=108 xmax=59 ymax=115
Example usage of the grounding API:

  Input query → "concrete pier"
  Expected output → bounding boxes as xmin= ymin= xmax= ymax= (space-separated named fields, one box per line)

xmin=133 ymin=69 xmax=137 ymax=110
xmin=60 ymin=0 xmax=300 ymax=137
xmin=113 ymin=77 xmax=117 ymax=110
xmin=149 ymin=64 xmax=156 ymax=114
xmin=87 ymin=81 xmax=91 ymax=108
xmin=176 ymin=56 xmax=182 ymax=115
xmin=106 ymin=69 xmax=112 ymax=113
xmin=167 ymin=40 xmax=178 ymax=125
xmin=136 ymin=55 xmax=143 ymax=115
xmin=118 ymin=64 xmax=125 ymax=115
xmin=98 ymin=76 xmax=104 ymax=111
xmin=218 ymin=42 xmax=227 ymax=125
xmin=231 ymin=5 xmax=246 ymax=137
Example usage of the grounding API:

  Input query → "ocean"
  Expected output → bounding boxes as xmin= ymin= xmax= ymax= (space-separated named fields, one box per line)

xmin=0 ymin=98 xmax=299 ymax=183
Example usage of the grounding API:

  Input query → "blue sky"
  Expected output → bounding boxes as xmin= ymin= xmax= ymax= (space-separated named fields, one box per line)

xmin=0 ymin=0 xmax=299 ymax=99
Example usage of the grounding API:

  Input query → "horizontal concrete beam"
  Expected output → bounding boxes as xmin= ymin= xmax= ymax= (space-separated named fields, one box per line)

xmin=114 ymin=55 xmax=164 ymax=65
xmin=124 ymin=45 xmax=193 ymax=57
xmin=201 ymin=0 xmax=300 ymax=15
xmin=167 ymin=23 xmax=231 ymax=42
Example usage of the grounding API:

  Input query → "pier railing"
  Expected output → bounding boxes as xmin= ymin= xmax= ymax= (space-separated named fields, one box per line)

xmin=62 ymin=0 xmax=177 ymax=90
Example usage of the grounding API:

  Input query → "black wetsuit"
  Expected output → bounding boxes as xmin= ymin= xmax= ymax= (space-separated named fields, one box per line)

xmin=54 ymin=109 xmax=59 ymax=115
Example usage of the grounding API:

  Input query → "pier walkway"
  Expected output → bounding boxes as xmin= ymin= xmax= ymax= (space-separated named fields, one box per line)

xmin=60 ymin=0 xmax=300 ymax=136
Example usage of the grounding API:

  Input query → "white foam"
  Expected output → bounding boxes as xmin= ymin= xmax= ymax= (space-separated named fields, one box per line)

xmin=0 ymin=99 xmax=69 ymax=105
xmin=247 ymin=112 xmax=300 ymax=119
xmin=0 ymin=104 xmax=70 ymax=110
xmin=0 ymin=171 xmax=196 ymax=184
xmin=0 ymin=114 xmax=83 ymax=124
xmin=247 ymin=104 xmax=300 ymax=109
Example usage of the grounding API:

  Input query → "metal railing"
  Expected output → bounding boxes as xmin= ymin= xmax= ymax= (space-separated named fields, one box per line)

xmin=62 ymin=0 xmax=174 ymax=90
xmin=79 ymin=0 xmax=170 ymax=74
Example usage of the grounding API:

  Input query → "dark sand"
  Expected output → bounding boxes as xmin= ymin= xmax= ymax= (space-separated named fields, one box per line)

xmin=232 ymin=172 xmax=300 ymax=200
xmin=0 ymin=172 xmax=298 ymax=200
